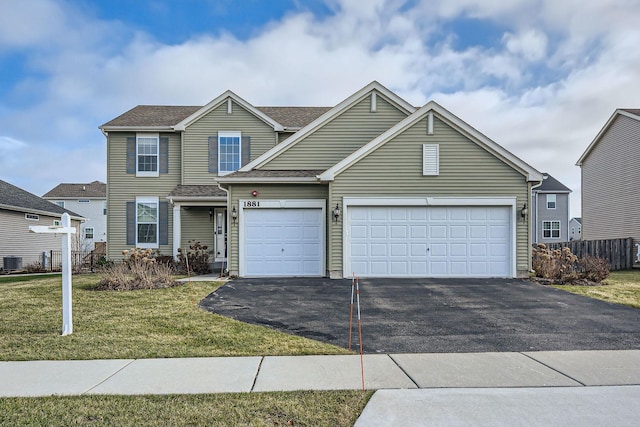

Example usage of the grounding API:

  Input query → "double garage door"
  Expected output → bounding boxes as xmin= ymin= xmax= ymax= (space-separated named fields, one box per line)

xmin=347 ymin=206 xmax=512 ymax=277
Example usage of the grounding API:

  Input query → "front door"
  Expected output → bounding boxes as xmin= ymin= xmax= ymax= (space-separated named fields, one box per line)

xmin=214 ymin=208 xmax=227 ymax=261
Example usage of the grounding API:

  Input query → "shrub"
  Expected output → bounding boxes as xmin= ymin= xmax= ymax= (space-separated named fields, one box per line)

xmin=176 ymin=241 xmax=211 ymax=275
xmin=532 ymin=244 xmax=578 ymax=283
xmin=578 ymin=256 xmax=610 ymax=282
xmin=95 ymin=248 xmax=180 ymax=291
xmin=24 ymin=262 xmax=47 ymax=273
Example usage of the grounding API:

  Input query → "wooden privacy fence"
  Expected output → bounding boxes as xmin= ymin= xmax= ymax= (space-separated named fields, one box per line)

xmin=543 ymin=237 xmax=634 ymax=270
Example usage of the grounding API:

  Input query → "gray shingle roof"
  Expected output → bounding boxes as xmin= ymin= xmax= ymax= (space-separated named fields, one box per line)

xmin=100 ymin=105 xmax=330 ymax=130
xmin=255 ymin=107 xmax=331 ymax=129
xmin=0 ymin=180 xmax=82 ymax=217
xmin=168 ymin=185 xmax=227 ymax=198
xmin=43 ymin=181 xmax=106 ymax=198
xmin=536 ymin=174 xmax=571 ymax=193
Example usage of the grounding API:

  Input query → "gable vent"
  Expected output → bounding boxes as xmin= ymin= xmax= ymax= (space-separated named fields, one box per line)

xmin=422 ymin=144 xmax=439 ymax=176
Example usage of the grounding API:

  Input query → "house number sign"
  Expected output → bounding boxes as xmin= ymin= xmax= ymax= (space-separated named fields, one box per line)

xmin=243 ymin=201 xmax=260 ymax=207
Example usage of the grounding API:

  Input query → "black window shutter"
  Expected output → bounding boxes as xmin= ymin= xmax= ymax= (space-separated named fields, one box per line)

xmin=241 ymin=135 xmax=251 ymax=167
xmin=159 ymin=201 xmax=169 ymax=245
xmin=126 ymin=137 xmax=136 ymax=174
xmin=159 ymin=137 xmax=169 ymax=174
xmin=208 ymin=133 xmax=218 ymax=173
xmin=126 ymin=201 xmax=135 ymax=245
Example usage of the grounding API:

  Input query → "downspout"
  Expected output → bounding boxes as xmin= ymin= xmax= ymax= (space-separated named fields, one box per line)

xmin=529 ymin=177 xmax=546 ymax=272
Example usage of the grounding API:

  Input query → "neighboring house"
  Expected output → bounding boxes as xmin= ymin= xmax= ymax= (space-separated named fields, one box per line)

xmin=531 ymin=174 xmax=571 ymax=244
xmin=100 ymin=81 xmax=543 ymax=278
xmin=577 ymin=109 xmax=640 ymax=243
xmin=43 ymin=181 xmax=107 ymax=251
xmin=569 ymin=217 xmax=582 ymax=241
xmin=0 ymin=179 xmax=83 ymax=271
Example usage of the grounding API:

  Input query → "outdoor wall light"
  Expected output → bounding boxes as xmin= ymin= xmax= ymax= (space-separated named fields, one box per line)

xmin=209 ymin=208 xmax=213 ymax=221
xmin=231 ymin=206 xmax=238 ymax=225
xmin=520 ymin=203 xmax=528 ymax=220
xmin=333 ymin=203 xmax=341 ymax=222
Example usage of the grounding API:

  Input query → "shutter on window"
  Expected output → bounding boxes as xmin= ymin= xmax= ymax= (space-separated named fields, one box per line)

xmin=159 ymin=201 xmax=169 ymax=245
xmin=126 ymin=201 xmax=135 ymax=245
xmin=208 ymin=134 xmax=218 ymax=173
xmin=126 ymin=137 xmax=136 ymax=174
xmin=159 ymin=137 xmax=169 ymax=174
xmin=241 ymin=135 xmax=251 ymax=166
xmin=422 ymin=144 xmax=439 ymax=176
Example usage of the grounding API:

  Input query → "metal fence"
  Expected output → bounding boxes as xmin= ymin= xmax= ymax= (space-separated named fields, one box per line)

xmin=46 ymin=250 xmax=102 ymax=273
xmin=543 ymin=237 xmax=635 ymax=270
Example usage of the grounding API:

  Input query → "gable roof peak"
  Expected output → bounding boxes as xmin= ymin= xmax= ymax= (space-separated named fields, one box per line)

xmin=577 ymin=108 xmax=640 ymax=166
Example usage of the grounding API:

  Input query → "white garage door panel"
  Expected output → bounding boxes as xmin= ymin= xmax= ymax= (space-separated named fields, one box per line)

xmin=244 ymin=208 xmax=323 ymax=276
xmin=348 ymin=206 xmax=511 ymax=277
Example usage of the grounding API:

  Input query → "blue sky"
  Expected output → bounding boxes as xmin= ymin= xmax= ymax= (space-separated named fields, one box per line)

xmin=2 ymin=0 xmax=640 ymax=216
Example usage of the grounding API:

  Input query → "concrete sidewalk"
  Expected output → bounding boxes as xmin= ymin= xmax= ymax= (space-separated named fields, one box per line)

xmin=2 ymin=350 xmax=639 ymax=425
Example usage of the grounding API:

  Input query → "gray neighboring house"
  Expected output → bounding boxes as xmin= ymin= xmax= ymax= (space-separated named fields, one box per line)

xmin=0 ymin=179 xmax=83 ymax=271
xmin=531 ymin=174 xmax=571 ymax=244
xmin=43 ymin=181 xmax=107 ymax=251
xmin=577 ymin=109 xmax=640 ymax=243
xmin=569 ymin=217 xmax=582 ymax=241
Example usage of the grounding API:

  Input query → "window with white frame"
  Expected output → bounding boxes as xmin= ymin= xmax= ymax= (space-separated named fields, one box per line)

xmin=218 ymin=131 xmax=241 ymax=176
xmin=543 ymin=220 xmax=560 ymax=238
xmin=103 ymin=201 xmax=107 ymax=215
xmin=85 ymin=227 xmax=94 ymax=239
xmin=137 ymin=133 xmax=159 ymax=177
xmin=546 ymin=194 xmax=556 ymax=209
xmin=53 ymin=220 xmax=61 ymax=226
xmin=25 ymin=213 xmax=39 ymax=221
xmin=136 ymin=197 xmax=158 ymax=247
xmin=54 ymin=201 xmax=64 ymax=208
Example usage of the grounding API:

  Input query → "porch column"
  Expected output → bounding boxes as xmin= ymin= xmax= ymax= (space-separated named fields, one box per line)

xmin=173 ymin=204 xmax=181 ymax=259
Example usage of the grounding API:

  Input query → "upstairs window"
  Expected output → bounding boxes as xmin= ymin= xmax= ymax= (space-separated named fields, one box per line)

xmin=85 ymin=227 xmax=94 ymax=239
xmin=218 ymin=131 xmax=241 ymax=176
xmin=543 ymin=221 xmax=560 ymax=238
xmin=54 ymin=201 xmax=65 ymax=208
xmin=546 ymin=194 xmax=556 ymax=209
xmin=137 ymin=133 xmax=159 ymax=177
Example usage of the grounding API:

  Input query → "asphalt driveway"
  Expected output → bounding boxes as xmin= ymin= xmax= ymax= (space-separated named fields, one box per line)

xmin=199 ymin=278 xmax=640 ymax=353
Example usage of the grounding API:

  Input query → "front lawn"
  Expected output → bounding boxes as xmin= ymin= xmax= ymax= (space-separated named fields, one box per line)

xmin=553 ymin=270 xmax=640 ymax=309
xmin=0 ymin=274 xmax=350 ymax=361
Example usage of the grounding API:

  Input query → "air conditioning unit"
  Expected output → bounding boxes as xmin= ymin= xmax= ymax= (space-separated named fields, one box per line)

xmin=3 ymin=256 xmax=22 ymax=271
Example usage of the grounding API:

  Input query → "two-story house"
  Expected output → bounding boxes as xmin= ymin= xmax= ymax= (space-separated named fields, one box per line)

xmin=43 ymin=181 xmax=107 ymax=252
xmin=531 ymin=174 xmax=572 ymax=244
xmin=569 ymin=217 xmax=582 ymax=241
xmin=577 ymin=109 xmax=640 ymax=244
xmin=100 ymin=81 xmax=543 ymax=278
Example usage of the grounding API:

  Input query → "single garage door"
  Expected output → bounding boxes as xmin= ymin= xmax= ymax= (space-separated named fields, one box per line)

xmin=348 ymin=206 xmax=511 ymax=277
xmin=243 ymin=208 xmax=323 ymax=276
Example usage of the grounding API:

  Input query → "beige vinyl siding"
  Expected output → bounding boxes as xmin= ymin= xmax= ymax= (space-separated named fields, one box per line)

xmin=226 ymin=184 xmax=328 ymax=274
xmin=0 ymin=210 xmax=81 ymax=268
xmin=328 ymin=115 xmax=530 ymax=276
xmin=106 ymin=132 xmax=180 ymax=260
xmin=262 ymin=92 xmax=408 ymax=169
xmin=182 ymin=101 xmax=277 ymax=185
xmin=581 ymin=115 xmax=640 ymax=241
xmin=179 ymin=207 xmax=214 ymax=255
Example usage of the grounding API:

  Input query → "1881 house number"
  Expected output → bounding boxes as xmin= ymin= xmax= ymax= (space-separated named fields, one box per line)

xmin=244 ymin=201 xmax=260 ymax=207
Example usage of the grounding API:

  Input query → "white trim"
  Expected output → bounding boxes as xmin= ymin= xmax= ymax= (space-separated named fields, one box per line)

xmin=319 ymin=101 xmax=543 ymax=182
xmin=240 ymin=81 xmax=416 ymax=171
xmin=227 ymin=98 xmax=232 ymax=114
xmin=135 ymin=133 xmax=160 ymax=177
xmin=371 ymin=92 xmax=377 ymax=112
xmin=427 ymin=111 xmax=434 ymax=135
xmin=173 ymin=90 xmax=284 ymax=132
xmin=577 ymin=109 xmax=640 ymax=166
xmin=342 ymin=197 xmax=517 ymax=278
xmin=238 ymin=199 xmax=326 ymax=277
xmin=216 ymin=176 xmax=320 ymax=184
xmin=172 ymin=204 xmax=181 ymax=258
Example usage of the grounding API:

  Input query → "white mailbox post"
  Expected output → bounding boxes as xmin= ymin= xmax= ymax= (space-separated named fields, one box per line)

xmin=29 ymin=213 xmax=76 ymax=335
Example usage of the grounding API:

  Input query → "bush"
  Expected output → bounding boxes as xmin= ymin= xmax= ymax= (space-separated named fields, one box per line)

xmin=95 ymin=248 xmax=180 ymax=291
xmin=532 ymin=244 xmax=610 ymax=284
xmin=24 ymin=262 xmax=47 ymax=273
xmin=532 ymin=244 xmax=578 ymax=283
xmin=578 ymin=256 xmax=610 ymax=282
xmin=176 ymin=241 xmax=211 ymax=275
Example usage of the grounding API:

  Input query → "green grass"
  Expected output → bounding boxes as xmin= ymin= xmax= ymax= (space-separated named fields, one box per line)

xmin=0 ymin=274 xmax=350 ymax=361
xmin=0 ymin=274 xmax=365 ymax=426
xmin=553 ymin=270 xmax=640 ymax=309
xmin=0 ymin=391 xmax=373 ymax=427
